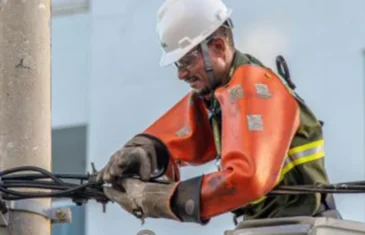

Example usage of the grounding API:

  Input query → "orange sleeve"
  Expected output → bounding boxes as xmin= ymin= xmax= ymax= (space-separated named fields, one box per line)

xmin=170 ymin=65 xmax=300 ymax=223
xmin=142 ymin=92 xmax=217 ymax=182
xmin=200 ymin=65 xmax=300 ymax=219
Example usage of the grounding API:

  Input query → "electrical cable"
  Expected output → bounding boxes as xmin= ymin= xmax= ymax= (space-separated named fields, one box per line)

xmin=0 ymin=166 xmax=107 ymax=205
xmin=1 ymin=166 xmax=365 ymax=206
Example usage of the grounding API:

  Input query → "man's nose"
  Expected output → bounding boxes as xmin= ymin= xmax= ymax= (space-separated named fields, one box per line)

xmin=177 ymin=67 xmax=189 ymax=80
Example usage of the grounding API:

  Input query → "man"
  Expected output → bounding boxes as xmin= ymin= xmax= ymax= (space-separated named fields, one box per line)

xmin=97 ymin=0 xmax=338 ymax=226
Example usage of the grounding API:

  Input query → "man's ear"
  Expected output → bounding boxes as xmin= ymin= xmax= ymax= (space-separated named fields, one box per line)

xmin=210 ymin=38 xmax=227 ymax=58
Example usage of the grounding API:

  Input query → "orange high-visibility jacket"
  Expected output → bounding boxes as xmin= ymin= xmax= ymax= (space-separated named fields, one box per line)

xmin=141 ymin=51 xmax=329 ymax=223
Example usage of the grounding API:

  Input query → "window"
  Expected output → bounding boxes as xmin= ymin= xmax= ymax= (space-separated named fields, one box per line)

xmin=52 ymin=0 xmax=89 ymax=15
xmin=51 ymin=125 xmax=87 ymax=235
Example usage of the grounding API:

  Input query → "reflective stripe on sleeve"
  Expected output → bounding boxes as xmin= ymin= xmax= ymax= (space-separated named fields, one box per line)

xmin=250 ymin=139 xmax=325 ymax=205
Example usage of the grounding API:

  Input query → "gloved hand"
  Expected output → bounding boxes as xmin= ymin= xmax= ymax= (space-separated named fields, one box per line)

xmin=97 ymin=136 xmax=158 ymax=183
xmin=103 ymin=178 xmax=181 ymax=222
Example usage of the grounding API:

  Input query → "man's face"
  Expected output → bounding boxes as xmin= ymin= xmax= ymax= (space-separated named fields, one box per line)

xmin=176 ymin=38 xmax=228 ymax=96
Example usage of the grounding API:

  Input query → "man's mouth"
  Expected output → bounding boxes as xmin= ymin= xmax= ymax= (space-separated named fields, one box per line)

xmin=186 ymin=76 xmax=199 ymax=84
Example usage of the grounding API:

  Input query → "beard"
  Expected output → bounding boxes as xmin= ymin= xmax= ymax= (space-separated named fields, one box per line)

xmin=194 ymin=86 xmax=211 ymax=96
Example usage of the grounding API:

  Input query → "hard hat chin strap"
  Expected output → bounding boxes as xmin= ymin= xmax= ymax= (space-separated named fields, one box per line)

xmin=200 ymin=41 xmax=220 ymax=92
xmin=200 ymin=40 xmax=221 ymax=123
xmin=199 ymin=18 xmax=234 ymax=92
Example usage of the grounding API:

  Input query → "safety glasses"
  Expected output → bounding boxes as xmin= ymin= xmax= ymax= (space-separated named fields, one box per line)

xmin=174 ymin=36 xmax=219 ymax=70
xmin=174 ymin=47 xmax=201 ymax=70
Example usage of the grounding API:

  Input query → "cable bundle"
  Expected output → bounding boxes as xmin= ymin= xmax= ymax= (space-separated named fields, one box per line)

xmin=272 ymin=182 xmax=365 ymax=195
xmin=0 ymin=166 xmax=365 ymax=206
xmin=0 ymin=166 xmax=107 ymax=205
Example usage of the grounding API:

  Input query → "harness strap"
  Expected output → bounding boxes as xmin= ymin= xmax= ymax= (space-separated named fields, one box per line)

xmin=211 ymin=116 xmax=222 ymax=170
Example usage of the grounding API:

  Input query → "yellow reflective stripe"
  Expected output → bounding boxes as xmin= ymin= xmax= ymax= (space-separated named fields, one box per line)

xmin=278 ymin=151 xmax=324 ymax=183
xmin=251 ymin=195 xmax=267 ymax=204
xmin=249 ymin=140 xmax=325 ymax=205
xmin=290 ymin=151 xmax=324 ymax=166
xmin=288 ymin=139 xmax=324 ymax=156
xmin=283 ymin=140 xmax=325 ymax=177
xmin=280 ymin=158 xmax=294 ymax=178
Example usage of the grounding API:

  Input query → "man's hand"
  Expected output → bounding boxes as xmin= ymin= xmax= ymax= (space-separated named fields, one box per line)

xmin=97 ymin=136 xmax=158 ymax=183
xmin=103 ymin=178 xmax=180 ymax=222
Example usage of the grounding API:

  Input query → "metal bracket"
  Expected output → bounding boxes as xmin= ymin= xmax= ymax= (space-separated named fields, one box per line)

xmin=5 ymin=200 xmax=72 ymax=224
xmin=0 ymin=212 xmax=10 ymax=235
xmin=0 ymin=212 xmax=8 ymax=227
xmin=89 ymin=162 xmax=108 ymax=213
xmin=0 ymin=199 xmax=71 ymax=235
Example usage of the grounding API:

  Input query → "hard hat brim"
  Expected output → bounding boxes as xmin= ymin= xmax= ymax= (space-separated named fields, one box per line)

xmin=159 ymin=50 xmax=180 ymax=67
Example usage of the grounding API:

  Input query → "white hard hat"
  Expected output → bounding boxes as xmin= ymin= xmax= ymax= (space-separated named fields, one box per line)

xmin=156 ymin=0 xmax=232 ymax=67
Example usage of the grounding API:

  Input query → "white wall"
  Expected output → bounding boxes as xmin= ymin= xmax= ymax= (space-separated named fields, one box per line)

xmin=51 ymin=12 xmax=90 ymax=128
xmin=50 ymin=0 xmax=365 ymax=234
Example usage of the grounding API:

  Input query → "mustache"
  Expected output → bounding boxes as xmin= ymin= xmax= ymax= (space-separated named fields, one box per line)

xmin=185 ymin=75 xmax=199 ymax=82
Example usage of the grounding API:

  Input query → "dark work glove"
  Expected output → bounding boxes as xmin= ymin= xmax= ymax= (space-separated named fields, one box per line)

xmin=97 ymin=135 xmax=159 ymax=183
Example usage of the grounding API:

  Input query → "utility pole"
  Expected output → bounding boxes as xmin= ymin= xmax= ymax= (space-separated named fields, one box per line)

xmin=0 ymin=0 xmax=51 ymax=234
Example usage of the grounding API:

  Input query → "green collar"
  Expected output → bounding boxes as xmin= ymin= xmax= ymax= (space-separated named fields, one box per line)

xmin=228 ymin=50 xmax=261 ymax=80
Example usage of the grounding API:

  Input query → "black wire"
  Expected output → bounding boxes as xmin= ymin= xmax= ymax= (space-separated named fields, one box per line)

xmin=0 ymin=166 xmax=66 ymax=185
xmin=0 ymin=182 xmax=94 ymax=198
xmin=2 ymin=196 xmax=23 ymax=200
xmin=2 ymin=180 xmax=79 ymax=187
xmin=0 ymin=166 xmax=106 ymax=204
xmin=271 ymin=188 xmax=365 ymax=194
xmin=2 ymin=166 xmax=365 ymax=206
xmin=2 ymin=173 xmax=89 ymax=181
xmin=1 ymin=183 xmax=69 ymax=190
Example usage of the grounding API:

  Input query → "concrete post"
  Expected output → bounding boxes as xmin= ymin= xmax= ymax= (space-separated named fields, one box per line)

xmin=0 ymin=0 xmax=51 ymax=234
